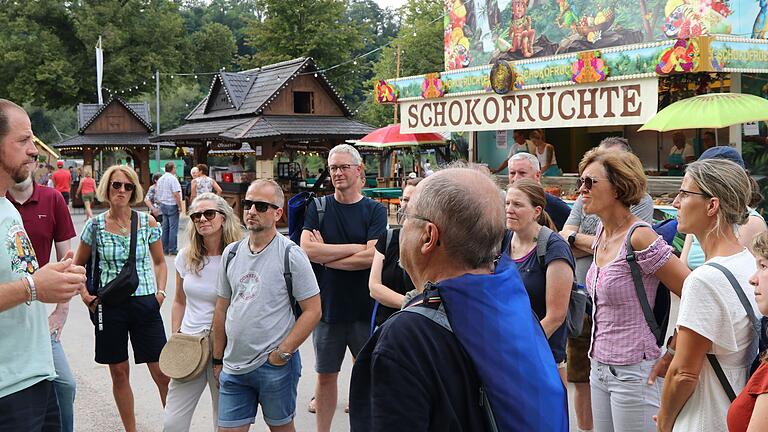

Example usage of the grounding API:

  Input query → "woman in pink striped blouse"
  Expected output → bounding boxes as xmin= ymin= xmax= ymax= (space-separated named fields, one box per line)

xmin=578 ymin=148 xmax=689 ymax=432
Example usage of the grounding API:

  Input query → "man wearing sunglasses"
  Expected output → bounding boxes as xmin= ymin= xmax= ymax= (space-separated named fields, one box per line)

xmin=300 ymin=144 xmax=387 ymax=432
xmin=155 ymin=162 xmax=183 ymax=255
xmin=507 ymin=152 xmax=571 ymax=230
xmin=213 ymin=179 xmax=321 ymax=432
xmin=0 ymin=99 xmax=86 ymax=431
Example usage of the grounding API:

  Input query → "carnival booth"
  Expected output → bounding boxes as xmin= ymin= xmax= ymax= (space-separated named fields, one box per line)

xmin=153 ymin=57 xmax=374 ymax=221
xmin=378 ymin=0 xmax=768 ymax=215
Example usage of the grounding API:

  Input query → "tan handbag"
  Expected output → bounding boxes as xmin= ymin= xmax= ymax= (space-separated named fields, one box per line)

xmin=159 ymin=331 xmax=210 ymax=382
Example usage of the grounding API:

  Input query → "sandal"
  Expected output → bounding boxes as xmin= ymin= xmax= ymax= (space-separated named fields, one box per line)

xmin=308 ymin=396 xmax=317 ymax=414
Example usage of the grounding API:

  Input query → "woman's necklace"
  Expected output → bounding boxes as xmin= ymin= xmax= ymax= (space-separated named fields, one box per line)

xmin=109 ymin=211 xmax=130 ymax=235
xmin=600 ymin=214 xmax=633 ymax=251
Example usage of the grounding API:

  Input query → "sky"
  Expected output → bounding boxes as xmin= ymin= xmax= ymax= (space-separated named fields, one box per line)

xmin=375 ymin=0 xmax=408 ymax=10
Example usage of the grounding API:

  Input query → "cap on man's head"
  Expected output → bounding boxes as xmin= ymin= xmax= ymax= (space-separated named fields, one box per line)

xmin=698 ymin=146 xmax=745 ymax=168
xmin=408 ymin=172 xmax=417 ymax=179
xmin=57 ymin=160 xmax=64 ymax=167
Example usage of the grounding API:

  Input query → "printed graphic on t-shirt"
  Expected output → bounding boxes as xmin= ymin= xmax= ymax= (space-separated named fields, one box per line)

xmin=236 ymin=272 xmax=262 ymax=303
xmin=7 ymin=224 xmax=38 ymax=275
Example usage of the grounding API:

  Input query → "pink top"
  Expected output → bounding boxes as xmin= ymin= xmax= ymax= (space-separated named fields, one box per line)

xmin=586 ymin=222 xmax=673 ymax=365
xmin=80 ymin=177 xmax=96 ymax=194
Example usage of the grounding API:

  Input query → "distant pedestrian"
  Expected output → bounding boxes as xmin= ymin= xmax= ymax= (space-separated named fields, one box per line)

xmin=77 ymin=166 xmax=97 ymax=219
xmin=7 ymin=170 xmax=78 ymax=432
xmin=145 ymin=173 xmax=163 ymax=224
xmin=213 ymin=179 xmax=321 ymax=431
xmin=163 ymin=193 xmax=243 ymax=432
xmin=190 ymin=164 xmax=222 ymax=202
xmin=156 ymin=162 xmax=183 ymax=255
xmin=73 ymin=164 xmax=170 ymax=432
xmin=51 ymin=160 xmax=71 ymax=205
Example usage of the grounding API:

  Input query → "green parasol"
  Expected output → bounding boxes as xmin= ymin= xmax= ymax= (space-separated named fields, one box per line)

xmin=639 ymin=93 xmax=768 ymax=132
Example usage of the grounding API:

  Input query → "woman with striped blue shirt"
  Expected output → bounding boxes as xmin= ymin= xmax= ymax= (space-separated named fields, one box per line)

xmin=75 ymin=165 xmax=169 ymax=432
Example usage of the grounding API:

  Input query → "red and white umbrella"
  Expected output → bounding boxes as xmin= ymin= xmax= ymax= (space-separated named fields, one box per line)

xmin=350 ymin=124 xmax=446 ymax=149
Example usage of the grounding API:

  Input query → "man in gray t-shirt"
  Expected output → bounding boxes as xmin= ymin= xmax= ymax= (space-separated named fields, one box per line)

xmin=212 ymin=179 xmax=321 ymax=430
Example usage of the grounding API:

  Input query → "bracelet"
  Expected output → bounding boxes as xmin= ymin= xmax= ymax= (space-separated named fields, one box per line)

xmin=22 ymin=278 xmax=32 ymax=305
xmin=25 ymin=275 xmax=36 ymax=304
xmin=157 ymin=290 xmax=167 ymax=298
xmin=666 ymin=346 xmax=675 ymax=356
xmin=212 ymin=358 xmax=223 ymax=365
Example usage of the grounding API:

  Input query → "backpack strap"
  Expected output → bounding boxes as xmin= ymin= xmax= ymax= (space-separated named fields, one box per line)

xmin=536 ymin=226 xmax=554 ymax=269
xmin=284 ymin=243 xmax=299 ymax=317
xmin=385 ymin=228 xmax=394 ymax=256
xmin=398 ymin=301 xmax=498 ymax=432
xmin=624 ymin=223 xmax=663 ymax=345
xmin=704 ymin=262 xmax=761 ymax=402
xmin=314 ymin=196 xmax=328 ymax=227
xmin=225 ymin=240 xmax=243 ymax=273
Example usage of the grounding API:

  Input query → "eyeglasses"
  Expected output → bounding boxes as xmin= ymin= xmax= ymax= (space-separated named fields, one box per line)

xmin=576 ymin=176 xmax=603 ymax=191
xmin=241 ymin=199 xmax=279 ymax=212
xmin=111 ymin=181 xmax=135 ymax=192
xmin=328 ymin=164 xmax=358 ymax=173
xmin=190 ymin=209 xmax=224 ymax=222
xmin=402 ymin=212 xmax=433 ymax=224
xmin=677 ymin=188 xmax=711 ymax=199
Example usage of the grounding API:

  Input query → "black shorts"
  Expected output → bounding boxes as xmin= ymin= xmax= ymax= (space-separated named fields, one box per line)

xmin=0 ymin=380 xmax=60 ymax=431
xmin=61 ymin=192 xmax=69 ymax=204
xmin=90 ymin=294 xmax=167 ymax=365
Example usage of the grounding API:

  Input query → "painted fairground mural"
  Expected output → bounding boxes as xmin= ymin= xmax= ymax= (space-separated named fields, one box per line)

xmin=445 ymin=0 xmax=768 ymax=69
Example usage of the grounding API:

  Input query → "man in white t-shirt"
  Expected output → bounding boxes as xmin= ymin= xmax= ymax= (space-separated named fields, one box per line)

xmin=155 ymin=162 xmax=182 ymax=255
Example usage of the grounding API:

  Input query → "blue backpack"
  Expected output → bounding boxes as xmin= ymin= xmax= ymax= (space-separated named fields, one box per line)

xmin=287 ymin=193 xmax=327 ymax=244
xmin=406 ymin=255 xmax=569 ymax=431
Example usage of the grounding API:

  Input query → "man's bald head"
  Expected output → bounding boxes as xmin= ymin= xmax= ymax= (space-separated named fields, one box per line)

xmin=0 ymin=99 xmax=25 ymax=143
xmin=411 ymin=167 xmax=505 ymax=268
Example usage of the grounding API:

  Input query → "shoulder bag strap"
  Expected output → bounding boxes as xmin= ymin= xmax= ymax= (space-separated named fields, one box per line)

xmin=704 ymin=262 xmax=761 ymax=402
xmin=624 ymin=223 xmax=662 ymax=343
xmin=128 ymin=211 xmax=138 ymax=262
xmin=89 ymin=217 xmax=100 ymax=293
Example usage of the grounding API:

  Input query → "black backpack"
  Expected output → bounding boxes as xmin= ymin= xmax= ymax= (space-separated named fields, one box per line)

xmin=224 ymin=240 xmax=301 ymax=318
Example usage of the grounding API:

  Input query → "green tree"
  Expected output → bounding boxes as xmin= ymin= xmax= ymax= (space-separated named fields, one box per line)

xmin=239 ymin=0 xmax=363 ymax=94
xmin=358 ymin=0 xmax=443 ymax=128
xmin=0 ymin=0 xmax=189 ymax=108
xmin=190 ymin=23 xmax=238 ymax=74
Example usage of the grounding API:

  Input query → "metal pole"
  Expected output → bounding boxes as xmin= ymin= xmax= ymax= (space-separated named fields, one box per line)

xmin=155 ymin=69 xmax=161 ymax=173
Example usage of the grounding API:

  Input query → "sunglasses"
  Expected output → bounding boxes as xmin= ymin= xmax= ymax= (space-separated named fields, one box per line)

xmin=241 ymin=200 xmax=279 ymax=212
xmin=111 ymin=181 xmax=135 ymax=192
xmin=576 ymin=176 xmax=602 ymax=191
xmin=190 ymin=209 xmax=224 ymax=222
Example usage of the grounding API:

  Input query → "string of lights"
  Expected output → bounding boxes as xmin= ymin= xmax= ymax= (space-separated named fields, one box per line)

xmin=101 ymin=0 xmax=469 ymax=97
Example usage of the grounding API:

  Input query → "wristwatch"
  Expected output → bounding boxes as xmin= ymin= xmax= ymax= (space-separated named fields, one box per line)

xmin=212 ymin=358 xmax=223 ymax=365
xmin=275 ymin=349 xmax=293 ymax=362
xmin=568 ymin=232 xmax=577 ymax=247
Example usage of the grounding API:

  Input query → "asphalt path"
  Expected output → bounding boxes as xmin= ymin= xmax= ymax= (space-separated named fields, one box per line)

xmin=56 ymin=208 xmax=585 ymax=431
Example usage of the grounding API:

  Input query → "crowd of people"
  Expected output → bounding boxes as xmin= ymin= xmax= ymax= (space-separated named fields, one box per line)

xmin=5 ymin=96 xmax=768 ymax=432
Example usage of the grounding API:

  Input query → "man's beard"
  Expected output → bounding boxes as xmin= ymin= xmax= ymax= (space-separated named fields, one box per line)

xmin=247 ymin=222 xmax=267 ymax=232
xmin=12 ymin=174 xmax=33 ymax=192
xmin=0 ymin=158 xmax=31 ymax=184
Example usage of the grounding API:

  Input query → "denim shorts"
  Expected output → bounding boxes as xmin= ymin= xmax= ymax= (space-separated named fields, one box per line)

xmin=218 ymin=351 xmax=301 ymax=428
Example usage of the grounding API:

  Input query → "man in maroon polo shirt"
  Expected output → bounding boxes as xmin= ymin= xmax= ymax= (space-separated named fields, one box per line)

xmin=6 ymin=169 xmax=77 ymax=432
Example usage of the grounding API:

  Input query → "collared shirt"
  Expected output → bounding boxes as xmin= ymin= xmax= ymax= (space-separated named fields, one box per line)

xmin=586 ymin=221 xmax=673 ymax=365
xmin=81 ymin=212 xmax=162 ymax=296
xmin=6 ymin=183 xmax=76 ymax=266
xmin=155 ymin=172 xmax=181 ymax=206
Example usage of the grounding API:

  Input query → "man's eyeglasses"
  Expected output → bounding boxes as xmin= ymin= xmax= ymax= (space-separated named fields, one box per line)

xmin=402 ymin=212 xmax=434 ymax=224
xmin=190 ymin=209 xmax=224 ymax=222
xmin=328 ymin=164 xmax=358 ymax=173
xmin=677 ymin=188 xmax=711 ymax=199
xmin=111 ymin=181 xmax=135 ymax=192
xmin=576 ymin=176 xmax=603 ymax=191
xmin=241 ymin=200 xmax=279 ymax=212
